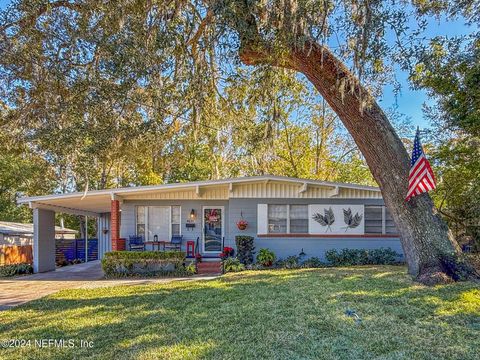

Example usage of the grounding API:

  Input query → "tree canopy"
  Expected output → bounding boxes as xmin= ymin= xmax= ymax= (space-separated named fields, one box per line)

xmin=1 ymin=0 xmax=479 ymax=280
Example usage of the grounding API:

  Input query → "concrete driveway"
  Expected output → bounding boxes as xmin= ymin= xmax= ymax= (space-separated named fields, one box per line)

xmin=0 ymin=261 xmax=217 ymax=311
xmin=0 ymin=260 xmax=103 ymax=311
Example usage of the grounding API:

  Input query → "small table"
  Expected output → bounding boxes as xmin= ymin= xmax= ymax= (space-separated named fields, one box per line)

xmin=145 ymin=241 xmax=167 ymax=251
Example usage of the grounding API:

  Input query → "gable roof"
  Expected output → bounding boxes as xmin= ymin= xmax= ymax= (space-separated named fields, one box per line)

xmin=17 ymin=176 xmax=381 ymax=216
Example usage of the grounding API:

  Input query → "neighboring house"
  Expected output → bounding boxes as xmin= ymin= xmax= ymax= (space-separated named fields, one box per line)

xmin=17 ymin=176 xmax=402 ymax=273
xmin=0 ymin=221 xmax=77 ymax=247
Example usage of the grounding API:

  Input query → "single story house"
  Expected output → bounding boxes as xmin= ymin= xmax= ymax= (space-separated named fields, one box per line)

xmin=0 ymin=221 xmax=77 ymax=247
xmin=17 ymin=176 xmax=402 ymax=273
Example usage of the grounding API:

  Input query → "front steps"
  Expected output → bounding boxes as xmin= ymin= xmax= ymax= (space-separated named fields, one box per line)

xmin=196 ymin=260 xmax=222 ymax=275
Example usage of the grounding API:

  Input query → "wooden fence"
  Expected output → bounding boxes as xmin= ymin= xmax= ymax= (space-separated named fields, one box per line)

xmin=0 ymin=245 xmax=33 ymax=266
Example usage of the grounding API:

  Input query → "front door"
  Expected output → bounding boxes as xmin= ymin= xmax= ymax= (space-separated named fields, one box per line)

xmin=202 ymin=206 xmax=224 ymax=253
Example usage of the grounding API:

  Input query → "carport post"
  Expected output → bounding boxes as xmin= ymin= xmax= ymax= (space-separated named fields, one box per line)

xmin=33 ymin=208 xmax=56 ymax=273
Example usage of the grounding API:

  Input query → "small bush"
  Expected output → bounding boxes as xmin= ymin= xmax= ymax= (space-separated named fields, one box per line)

xmin=276 ymin=255 xmax=301 ymax=269
xmin=223 ymin=257 xmax=245 ymax=273
xmin=0 ymin=263 xmax=33 ymax=277
xmin=185 ymin=262 xmax=197 ymax=275
xmin=302 ymin=257 xmax=325 ymax=268
xmin=325 ymin=248 xmax=400 ymax=266
xmin=235 ymin=236 xmax=255 ymax=265
xmin=102 ymin=251 xmax=187 ymax=277
xmin=256 ymin=248 xmax=276 ymax=267
xmin=440 ymin=253 xmax=476 ymax=281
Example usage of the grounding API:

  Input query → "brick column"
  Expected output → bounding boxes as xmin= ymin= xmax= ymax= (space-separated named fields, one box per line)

xmin=111 ymin=200 xmax=125 ymax=251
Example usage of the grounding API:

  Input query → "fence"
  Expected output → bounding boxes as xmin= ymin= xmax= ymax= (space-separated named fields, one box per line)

xmin=0 ymin=239 xmax=98 ymax=267
xmin=56 ymin=238 xmax=98 ymax=263
xmin=0 ymin=245 xmax=33 ymax=265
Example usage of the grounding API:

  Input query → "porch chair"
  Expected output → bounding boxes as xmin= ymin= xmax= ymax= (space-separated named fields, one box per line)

xmin=128 ymin=235 xmax=145 ymax=251
xmin=165 ymin=234 xmax=183 ymax=251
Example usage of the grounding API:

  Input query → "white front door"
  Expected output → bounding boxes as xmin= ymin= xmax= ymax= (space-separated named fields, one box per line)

xmin=202 ymin=206 xmax=224 ymax=253
xmin=148 ymin=206 xmax=171 ymax=241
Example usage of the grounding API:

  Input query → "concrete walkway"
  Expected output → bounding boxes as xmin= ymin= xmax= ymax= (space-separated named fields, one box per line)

xmin=0 ymin=261 xmax=218 ymax=311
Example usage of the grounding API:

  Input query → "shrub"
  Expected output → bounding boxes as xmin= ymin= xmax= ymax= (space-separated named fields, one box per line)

xmin=440 ymin=253 xmax=476 ymax=281
xmin=369 ymin=248 xmax=398 ymax=264
xmin=101 ymin=251 xmax=187 ymax=277
xmin=276 ymin=255 xmax=301 ymax=269
xmin=185 ymin=262 xmax=197 ymax=275
xmin=219 ymin=246 xmax=235 ymax=260
xmin=325 ymin=248 xmax=400 ymax=266
xmin=302 ymin=257 xmax=325 ymax=268
xmin=223 ymin=257 xmax=245 ymax=273
xmin=0 ymin=263 xmax=33 ymax=277
xmin=256 ymin=248 xmax=276 ymax=267
xmin=235 ymin=236 xmax=255 ymax=265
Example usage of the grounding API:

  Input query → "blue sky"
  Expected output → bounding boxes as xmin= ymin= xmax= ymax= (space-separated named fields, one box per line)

xmin=0 ymin=1 xmax=473 ymax=130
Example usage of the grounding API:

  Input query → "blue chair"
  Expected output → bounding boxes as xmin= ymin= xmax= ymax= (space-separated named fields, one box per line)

xmin=129 ymin=235 xmax=145 ymax=251
xmin=165 ymin=235 xmax=183 ymax=251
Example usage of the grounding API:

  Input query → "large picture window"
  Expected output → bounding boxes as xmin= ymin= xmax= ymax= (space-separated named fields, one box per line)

xmin=267 ymin=204 xmax=308 ymax=234
xmin=135 ymin=206 xmax=181 ymax=240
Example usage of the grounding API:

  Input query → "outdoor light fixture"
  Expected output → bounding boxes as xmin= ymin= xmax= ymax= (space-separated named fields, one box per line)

xmin=190 ymin=209 xmax=196 ymax=220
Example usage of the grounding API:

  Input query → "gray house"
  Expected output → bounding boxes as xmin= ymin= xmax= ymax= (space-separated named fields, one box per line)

xmin=18 ymin=176 xmax=402 ymax=273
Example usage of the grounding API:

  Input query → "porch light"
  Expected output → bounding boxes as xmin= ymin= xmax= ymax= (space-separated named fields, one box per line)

xmin=190 ymin=209 xmax=196 ymax=220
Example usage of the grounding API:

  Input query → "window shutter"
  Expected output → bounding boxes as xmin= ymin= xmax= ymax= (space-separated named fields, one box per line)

xmin=257 ymin=204 xmax=268 ymax=234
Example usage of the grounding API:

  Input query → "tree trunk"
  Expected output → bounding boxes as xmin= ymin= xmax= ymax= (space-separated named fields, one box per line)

xmin=239 ymin=42 xmax=462 ymax=281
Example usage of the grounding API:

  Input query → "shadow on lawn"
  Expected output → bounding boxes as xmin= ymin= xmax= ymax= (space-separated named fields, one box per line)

xmin=0 ymin=267 xmax=478 ymax=359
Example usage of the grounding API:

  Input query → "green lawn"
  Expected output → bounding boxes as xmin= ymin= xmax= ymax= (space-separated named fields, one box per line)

xmin=0 ymin=266 xmax=479 ymax=360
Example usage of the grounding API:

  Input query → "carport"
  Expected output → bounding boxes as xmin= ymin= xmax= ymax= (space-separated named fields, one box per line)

xmin=17 ymin=191 xmax=120 ymax=273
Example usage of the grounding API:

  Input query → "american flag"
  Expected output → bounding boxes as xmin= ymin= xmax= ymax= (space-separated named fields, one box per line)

xmin=406 ymin=128 xmax=436 ymax=201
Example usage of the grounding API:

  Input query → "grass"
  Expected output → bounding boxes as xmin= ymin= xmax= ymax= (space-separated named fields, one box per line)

xmin=0 ymin=266 xmax=479 ymax=360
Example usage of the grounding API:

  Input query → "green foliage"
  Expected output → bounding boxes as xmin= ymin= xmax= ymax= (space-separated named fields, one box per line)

xmin=0 ymin=132 xmax=55 ymax=222
xmin=256 ymin=248 xmax=276 ymax=267
xmin=101 ymin=251 xmax=187 ymax=278
xmin=325 ymin=248 xmax=400 ymax=266
xmin=0 ymin=263 xmax=33 ymax=277
xmin=223 ymin=257 xmax=245 ymax=273
xmin=276 ymin=255 xmax=301 ymax=269
xmin=411 ymin=35 xmax=480 ymax=245
xmin=440 ymin=253 xmax=477 ymax=281
xmin=235 ymin=236 xmax=255 ymax=265
xmin=302 ymin=257 xmax=325 ymax=268
xmin=185 ymin=262 xmax=197 ymax=275
xmin=103 ymin=251 xmax=185 ymax=260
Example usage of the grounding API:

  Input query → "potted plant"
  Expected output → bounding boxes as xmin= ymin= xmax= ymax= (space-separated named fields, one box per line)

xmin=236 ymin=219 xmax=248 ymax=230
xmin=256 ymin=248 xmax=276 ymax=267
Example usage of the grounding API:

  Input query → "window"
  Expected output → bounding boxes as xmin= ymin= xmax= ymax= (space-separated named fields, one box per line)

xmin=136 ymin=206 xmax=146 ymax=237
xmin=364 ymin=205 xmax=398 ymax=234
xmin=171 ymin=206 xmax=181 ymax=235
xmin=268 ymin=205 xmax=288 ymax=233
xmin=267 ymin=205 xmax=309 ymax=234
xmin=289 ymin=205 xmax=308 ymax=233
xmin=135 ymin=206 xmax=181 ymax=240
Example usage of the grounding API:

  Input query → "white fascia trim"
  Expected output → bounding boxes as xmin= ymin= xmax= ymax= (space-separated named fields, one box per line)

xmin=17 ymin=176 xmax=380 ymax=204
xmin=29 ymin=202 xmax=100 ymax=217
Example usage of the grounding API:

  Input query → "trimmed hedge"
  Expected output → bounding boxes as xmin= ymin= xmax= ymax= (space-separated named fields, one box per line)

xmin=325 ymin=248 xmax=400 ymax=266
xmin=101 ymin=251 xmax=188 ymax=278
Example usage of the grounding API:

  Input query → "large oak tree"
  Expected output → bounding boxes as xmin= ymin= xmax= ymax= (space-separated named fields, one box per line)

xmin=1 ymin=0 xmax=478 ymax=282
